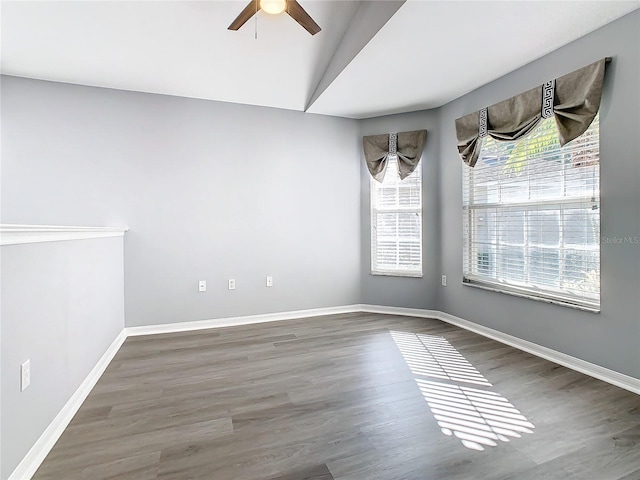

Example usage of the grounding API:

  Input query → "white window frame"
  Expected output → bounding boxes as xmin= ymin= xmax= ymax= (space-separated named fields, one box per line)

xmin=371 ymin=155 xmax=422 ymax=277
xmin=462 ymin=116 xmax=600 ymax=311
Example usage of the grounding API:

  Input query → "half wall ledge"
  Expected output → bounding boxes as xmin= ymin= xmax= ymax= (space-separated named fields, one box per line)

xmin=0 ymin=224 xmax=129 ymax=246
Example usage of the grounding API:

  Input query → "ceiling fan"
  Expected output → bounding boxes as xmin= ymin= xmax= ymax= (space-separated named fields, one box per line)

xmin=228 ymin=0 xmax=321 ymax=36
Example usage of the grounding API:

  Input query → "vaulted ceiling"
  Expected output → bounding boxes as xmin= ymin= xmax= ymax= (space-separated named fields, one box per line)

xmin=2 ymin=1 xmax=639 ymax=119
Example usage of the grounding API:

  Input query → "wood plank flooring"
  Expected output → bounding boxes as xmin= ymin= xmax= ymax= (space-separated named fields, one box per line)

xmin=33 ymin=313 xmax=640 ymax=479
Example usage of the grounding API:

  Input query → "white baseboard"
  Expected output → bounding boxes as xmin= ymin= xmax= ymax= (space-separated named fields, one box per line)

xmin=125 ymin=304 xmax=362 ymax=337
xmin=11 ymin=303 xmax=640 ymax=480
xmin=359 ymin=304 xmax=640 ymax=396
xmin=8 ymin=330 xmax=128 ymax=480
xmin=357 ymin=304 xmax=441 ymax=319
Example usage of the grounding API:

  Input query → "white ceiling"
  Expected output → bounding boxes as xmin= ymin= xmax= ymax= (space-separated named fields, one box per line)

xmin=2 ymin=0 xmax=639 ymax=119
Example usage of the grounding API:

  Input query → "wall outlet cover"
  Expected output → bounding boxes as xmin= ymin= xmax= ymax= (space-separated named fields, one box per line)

xmin=21 ymin=359 xmax=31 ymax=391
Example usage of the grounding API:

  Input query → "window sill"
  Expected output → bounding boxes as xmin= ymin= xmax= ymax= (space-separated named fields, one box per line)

xmin=371 ymin=271 xmax=423 ymax=279
xmin=462 ymin=279 xmax=600 ymax=313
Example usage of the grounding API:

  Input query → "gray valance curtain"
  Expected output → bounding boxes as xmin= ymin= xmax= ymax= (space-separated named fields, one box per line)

xmin=363 ymin=129 xmax=427 ymax=182
xmin=455 ymin=58 xmax=607 ymax=167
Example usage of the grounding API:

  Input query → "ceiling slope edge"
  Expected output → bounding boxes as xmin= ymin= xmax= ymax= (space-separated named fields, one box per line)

xmin=304 ymin=0 xmax=405 ymax=113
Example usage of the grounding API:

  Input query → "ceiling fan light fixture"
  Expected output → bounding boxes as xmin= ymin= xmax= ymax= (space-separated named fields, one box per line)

xmin=260 ymin=0 xmax=286 ymax=15
xmin=229 ymin=0 xmax=320 ymax=35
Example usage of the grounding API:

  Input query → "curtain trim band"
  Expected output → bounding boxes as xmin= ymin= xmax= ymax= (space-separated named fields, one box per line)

xmin=541 ymin=79 xmax=555 ymax=119
xmin=389 ymin=132 xmax=398 ymax=156
xmin=478 ymin=108 xmax=488 ymax=138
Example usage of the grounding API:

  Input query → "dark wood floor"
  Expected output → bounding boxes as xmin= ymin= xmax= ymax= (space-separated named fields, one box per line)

xmin=34 ymin=313 xmax=640 ymax=480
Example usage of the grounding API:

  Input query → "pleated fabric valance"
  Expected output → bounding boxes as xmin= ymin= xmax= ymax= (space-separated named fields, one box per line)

xmin=363 ymin=129 xmax=427 ymax=182
xmin=455 ymin=58 xmax=608 ymax=167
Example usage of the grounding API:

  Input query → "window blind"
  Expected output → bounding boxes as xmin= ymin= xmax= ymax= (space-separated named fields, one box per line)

xmin=371 ymin=156 xmax=422 ymax=277
xmin=463 ymin=116 xmax=600 ymax=310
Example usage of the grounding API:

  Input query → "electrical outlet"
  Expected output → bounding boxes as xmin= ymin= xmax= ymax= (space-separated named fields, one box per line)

xmin=21 ymin=359 xmax=31 ymax=391
xmin=198 ymin=280 xmax=207 ymax=292
xmin=228 ymin=278 xmax=236 ymax=290
xmin=266 ymin=276 xmax=273 ymax=287
xmin=441 ymin=275 xmax=447 ymax=287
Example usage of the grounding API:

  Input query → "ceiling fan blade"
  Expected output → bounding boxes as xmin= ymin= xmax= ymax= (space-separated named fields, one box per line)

xmin=228 ymin=0 xmax=260 ymax=31
xmin=286 ymin=0 xmax=321 ymax=35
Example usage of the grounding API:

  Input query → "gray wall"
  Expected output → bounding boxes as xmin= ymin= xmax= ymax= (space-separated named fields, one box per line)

xmin=436 ymin=10 xmax=640 ymax=378
xmin=1 ymin=77 xmax=361 ymax=479
xmin=1 ymin=237 xmax=125 ymax=480
xmin=359 ymin=110 xmax=441 ymax=309
xmin=1 ymin=78 xmax=362 ymax=327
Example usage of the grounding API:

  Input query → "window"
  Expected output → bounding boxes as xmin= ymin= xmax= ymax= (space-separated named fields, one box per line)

xmin=371 ymin=155 xmax=422 ymax=277
xmin=463 ymin=115 xmax=600 ymax=311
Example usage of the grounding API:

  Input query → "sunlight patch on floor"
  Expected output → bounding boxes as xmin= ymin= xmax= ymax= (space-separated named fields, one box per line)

xmin=391 ymin=331 xmax=535 ymax=451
